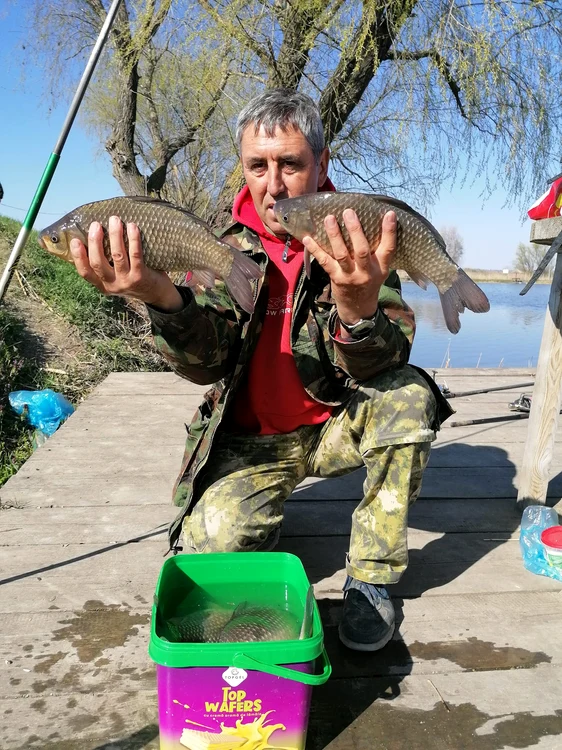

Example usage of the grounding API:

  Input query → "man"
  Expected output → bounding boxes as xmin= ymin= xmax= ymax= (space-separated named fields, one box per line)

xmin=70 ymin=89 xmax=451 ymax=651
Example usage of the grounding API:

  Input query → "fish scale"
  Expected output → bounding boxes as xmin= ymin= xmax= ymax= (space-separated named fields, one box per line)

xmin=39 ymin=196 xmax=262 ymax=314
xmin=273 ymin=192 xmax=490 ymax=333
xmin=166 ymin=604 xmax=300 ymax=644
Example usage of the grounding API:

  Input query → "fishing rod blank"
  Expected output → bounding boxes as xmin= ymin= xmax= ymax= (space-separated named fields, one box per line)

xmin=443 ymin=381 xmax=535 ymax=399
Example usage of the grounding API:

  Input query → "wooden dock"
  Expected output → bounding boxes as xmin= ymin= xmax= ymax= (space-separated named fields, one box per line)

xmin=2 ymin=368 xmax=562 ymax=750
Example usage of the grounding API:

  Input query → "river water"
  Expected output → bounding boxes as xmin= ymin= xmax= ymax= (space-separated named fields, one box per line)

xmin=404 ymin=282 xmax=550 ymax=369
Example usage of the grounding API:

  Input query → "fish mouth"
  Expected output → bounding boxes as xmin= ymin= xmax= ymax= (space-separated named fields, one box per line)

xmin=38 ymin=237 xmax=46 ymax=249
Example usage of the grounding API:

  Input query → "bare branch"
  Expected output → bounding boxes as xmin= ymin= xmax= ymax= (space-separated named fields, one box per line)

xmin=389 ymin=49 xmax=467 ymax=119
xmin=320 ymin=0 xmax=420 ymax=144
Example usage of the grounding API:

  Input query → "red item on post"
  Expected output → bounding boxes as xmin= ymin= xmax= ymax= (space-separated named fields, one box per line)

xmin=528 ymin=177 xmax=562 ymax=220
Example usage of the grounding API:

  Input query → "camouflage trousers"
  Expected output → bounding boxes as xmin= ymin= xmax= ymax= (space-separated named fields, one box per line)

xmin=183 ymin=364 xmax=437 ymax=584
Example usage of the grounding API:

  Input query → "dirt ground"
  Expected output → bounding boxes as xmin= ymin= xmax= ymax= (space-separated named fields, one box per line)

xmin=0 ymin=233 xmax=87 ymax=371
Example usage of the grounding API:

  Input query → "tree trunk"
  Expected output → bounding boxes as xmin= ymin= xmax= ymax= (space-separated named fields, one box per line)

xmin=105 ymin=62 xmax=146 ymax=196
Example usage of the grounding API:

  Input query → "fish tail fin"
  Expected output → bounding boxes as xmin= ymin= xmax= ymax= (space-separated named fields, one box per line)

xmin=439 ymin=269 xmax=490 ymax=334
xmin=224 ymin=251 xmax=262 ymax=314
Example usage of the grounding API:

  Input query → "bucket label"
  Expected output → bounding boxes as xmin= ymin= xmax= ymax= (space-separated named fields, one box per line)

xmin=222 ymin=667 xmax=248 ymax=687
xmin=156 ymin=664 xmax=312 ymax=750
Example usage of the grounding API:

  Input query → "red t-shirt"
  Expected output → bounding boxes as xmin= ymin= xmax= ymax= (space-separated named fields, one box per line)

xmin=229 ymin=186 xmax=334 ymax=434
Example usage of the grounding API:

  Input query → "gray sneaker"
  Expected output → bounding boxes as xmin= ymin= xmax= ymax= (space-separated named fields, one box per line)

xmin=338 ymin=576 xmax=396 ymax=651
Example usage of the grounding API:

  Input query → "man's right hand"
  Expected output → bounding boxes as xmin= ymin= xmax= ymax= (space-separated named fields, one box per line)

xmin=70 ymin=215 xmax=184 ymax=313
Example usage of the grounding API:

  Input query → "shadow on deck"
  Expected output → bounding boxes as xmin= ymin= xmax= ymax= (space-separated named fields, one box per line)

xmin=1 ymin=370 xmax=562 ymax=749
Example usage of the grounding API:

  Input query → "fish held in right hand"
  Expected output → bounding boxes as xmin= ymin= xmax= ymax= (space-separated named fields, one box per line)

xmin=39 ymin=196 xmax=263 ymax=314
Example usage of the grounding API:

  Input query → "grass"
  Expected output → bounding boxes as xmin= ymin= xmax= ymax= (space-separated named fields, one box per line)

xmin=464 ymin=269 xmax=551 ymax=284
xmin=0 ymin=308 xmax=48 ymax=486
xmin=0 ymin=214 xmax=169 ymax=490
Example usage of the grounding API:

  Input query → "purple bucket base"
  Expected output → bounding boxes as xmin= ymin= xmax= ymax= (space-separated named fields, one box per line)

xmin=157 ymin=663 xmax=313 ymax=749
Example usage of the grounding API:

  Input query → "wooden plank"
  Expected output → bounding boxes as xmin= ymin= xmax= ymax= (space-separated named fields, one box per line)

xmin=294 ymin=465 xmax=562 ymax=500
xmin=530 ymin=216 xmax=562 ymax=244
xmin=1 ymin=592 xmax=562 ymax=698
xmin=51 ymin=395 xmax=202 ymax=422
xmin=437 ymin=420 xmax=562 ymax=443
xmin=2 ymin=532 xmax=560 ymax=599
xmin=0 ymin=477 xmax=176 ymax=508
xmin=276 ymin=535 xmax=562 ymax=598
xmin=284 ymin=498 xmax=522 ymax=536
xmin=2 ymin=664 xmax=561 ymax=750
xmin=0 ymin=690 xmax=159 ymax=750
xmin=0 ymin=497 xmax=524 ymax=546
xmin=0 ymin=577 xmax=156 ymax=614
xmin=310 ymin=665 xmax=562 ymax=750
xmin=517 ymin=249 xmax=562 ymax=509
xmin=3 ymin=666 xmax=562 ymax=750
xmin=5 ymin=458 xmax=562 ymax=509
xmin=93 ymin=370 xmax=207 ymax=396
xmin=4 ymin=557 xmax=553 ymax=615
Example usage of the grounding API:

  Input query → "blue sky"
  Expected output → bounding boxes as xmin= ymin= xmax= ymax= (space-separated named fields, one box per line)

xmin=0 ymin=4 xmax=538 ymax=270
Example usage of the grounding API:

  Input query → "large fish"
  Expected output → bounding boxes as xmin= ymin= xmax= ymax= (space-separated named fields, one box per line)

xmin=166 ymin=603 xmax=300 ymax=644
xmin=273 ymin=193 xmax=490 ymax=333
xmin=39 ymin=196 xmax=262 ymax=314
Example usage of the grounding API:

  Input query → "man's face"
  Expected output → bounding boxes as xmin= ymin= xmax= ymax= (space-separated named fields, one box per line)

xmin=240 ymin=123 xmax=329 ymax=237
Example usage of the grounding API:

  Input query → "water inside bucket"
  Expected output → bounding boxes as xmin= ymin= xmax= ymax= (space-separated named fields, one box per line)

xmin=159 ymin=581 xmax=304 ymax=644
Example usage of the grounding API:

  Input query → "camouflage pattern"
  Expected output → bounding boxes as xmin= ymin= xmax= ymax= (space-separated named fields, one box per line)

xmin=182 ymin=365 xmax=436 ymax=583
xmin=147 ymin=221 xmax=453 ymax=551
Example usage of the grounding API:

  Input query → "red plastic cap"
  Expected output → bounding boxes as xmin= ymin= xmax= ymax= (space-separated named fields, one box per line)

xmin=541 ymin=525 xmax=562 ymax=549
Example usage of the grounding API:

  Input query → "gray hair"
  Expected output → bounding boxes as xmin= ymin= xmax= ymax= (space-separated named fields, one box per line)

xmin=236 ymin=88 xmax=325 ymax=162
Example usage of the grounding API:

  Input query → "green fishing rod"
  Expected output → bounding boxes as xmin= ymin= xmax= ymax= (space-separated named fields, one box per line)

xmin=0 ymin=0 xmax=124 ymax=303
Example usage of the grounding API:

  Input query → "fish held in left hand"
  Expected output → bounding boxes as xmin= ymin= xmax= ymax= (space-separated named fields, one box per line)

xmin=39 ymin=196 xmax=262 ymax=314
xmin=273 ymin=192 xmax=490 ymax=334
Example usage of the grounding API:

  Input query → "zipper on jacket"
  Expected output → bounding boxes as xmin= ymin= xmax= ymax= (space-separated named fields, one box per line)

xmin=282 ymin=235 xmax=291 ymax=262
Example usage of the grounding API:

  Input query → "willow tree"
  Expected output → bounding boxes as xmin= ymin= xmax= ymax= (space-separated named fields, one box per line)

xmin=24 ymin=0 xmax=562 ymax=223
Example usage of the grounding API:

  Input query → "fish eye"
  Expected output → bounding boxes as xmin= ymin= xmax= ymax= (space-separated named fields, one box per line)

xmin=283 ymin=214 xmax=288 ymax=222
xmin=50 ymin=234 xmax=59 ymax=244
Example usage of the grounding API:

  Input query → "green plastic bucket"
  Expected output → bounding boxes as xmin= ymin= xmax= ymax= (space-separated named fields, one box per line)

xmin=149 ymin=552 xmax=331 ymax=750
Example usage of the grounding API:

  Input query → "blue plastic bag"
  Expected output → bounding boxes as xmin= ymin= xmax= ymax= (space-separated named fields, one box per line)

xmin=519 ymin=505 xmax=562 ymax=582
xmin=9 ymin=389 xmax=75 ymax=437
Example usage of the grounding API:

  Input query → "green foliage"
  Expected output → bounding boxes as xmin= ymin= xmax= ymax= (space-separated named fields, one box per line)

xmin=0 ymin=308 xmax=46 ymax=488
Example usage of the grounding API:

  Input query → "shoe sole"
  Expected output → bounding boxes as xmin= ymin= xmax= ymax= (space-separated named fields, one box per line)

xmin=338 ymin=620 xmax=396 ymax=652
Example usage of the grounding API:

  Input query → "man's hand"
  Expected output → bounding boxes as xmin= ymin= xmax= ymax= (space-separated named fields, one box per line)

xmin=70 ymin=215 xmax=184 ymax=312
xmin=302 ymin=209 xmax=397 ymax=326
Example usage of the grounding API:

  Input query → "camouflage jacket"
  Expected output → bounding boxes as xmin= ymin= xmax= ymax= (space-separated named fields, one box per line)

xmin=148 ymin=221 xmax=422 ymax=550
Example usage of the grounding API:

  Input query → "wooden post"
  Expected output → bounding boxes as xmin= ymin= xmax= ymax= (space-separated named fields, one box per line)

xmin=517 ymin=218 xmax=562 ymax=511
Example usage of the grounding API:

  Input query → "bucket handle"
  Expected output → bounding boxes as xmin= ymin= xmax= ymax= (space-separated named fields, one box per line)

xmin=233 ymin=647 xmax=331 ymax=686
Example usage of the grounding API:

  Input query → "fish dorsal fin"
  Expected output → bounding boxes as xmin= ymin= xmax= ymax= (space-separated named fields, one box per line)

xmin=338 ymin=192 xmax=446 ymax=250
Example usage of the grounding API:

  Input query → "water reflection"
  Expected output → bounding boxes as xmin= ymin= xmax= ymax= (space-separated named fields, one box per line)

xmin=408 ymin=297 xmax=449 ymax=333
xmin=403 ymin=282 xmax=549 ymax=368
xmin=508 ymin=306 xmax=544 ymax=328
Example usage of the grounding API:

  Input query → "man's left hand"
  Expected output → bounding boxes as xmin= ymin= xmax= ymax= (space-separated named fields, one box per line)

xmin=302 ymin=209 xmax=397 ymax=326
